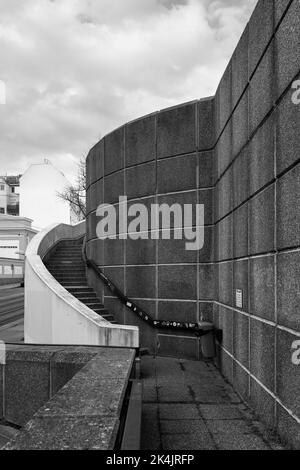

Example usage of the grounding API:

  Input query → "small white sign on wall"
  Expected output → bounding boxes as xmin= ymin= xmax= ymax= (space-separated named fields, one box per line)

xmin=236 ymin=289 xmax=243 ymax=309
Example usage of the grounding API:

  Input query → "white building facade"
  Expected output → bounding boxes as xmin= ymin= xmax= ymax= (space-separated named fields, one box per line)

xmin=0 ymin=215 xmax=37 ymax=278
xmin=0 ymin=175 xmax=20 ymax=216
xmin=19 ymin=161 xmax=75 ymax=230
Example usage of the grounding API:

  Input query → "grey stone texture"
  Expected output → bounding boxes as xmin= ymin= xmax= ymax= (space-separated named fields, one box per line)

xmin=233 ymin=259 xmax=249 ymax=311
xmin=157 ymin=335 xmax=199 ymax=361
xmin=198 ymin=98 xmax=215 ymax=150
xmin=249 ymin=113 xmax=275 ymax=194
xmin=250 ymin=319 xmax=275 ymax=391
xmin=232 ymin=25 xmax=249 ymax=107
xmin=103 ymin=267 xmax=124 ymax=296
xmin=276 ymin=328 xmax=300 ymax=418
xmin=5 ymin=351 xmax=53 ymax=426
xmin=94 ymin=140 xmax=104 ymax=183
xmin=198 ymin=264 xmax=214 ymax=300
xmin=85 ymin=0 xmax=300 ymax=449
xmin=216 ymin=121 xmax=232 ymax=178
xmin=217 ymin=215 xmax=233 ymax=261
xmin=233 ymin=313 xmax=249 ymax=368
xmin=158 ymin=231 xmax=198 ymax=265
xmin=277 ymin=403 xmax=300 ymax=450
xmin=249 ymin=378 xmax=276 ymax=429
xmin=276 ymin=84 xmax=300 ymax=175
xmin=275 ymin=0 xmax=300 ymax=98
xmin=218 ymin=306 xmax=233 ymax=354
xmin=2 ymin=346 xmax=135 ymax=450
xmin=218 ymin=262 xmax=233 ymax=307
xmin=232 ymin=362 xmax=249 ymax=401
xmin=125 ymin=114 xmax=156 ymax=166
xmin=103 ymin=170 xmax=124 ymax=205
xmin=157 ymin=102 xmax=197 ymax=158
xmin=158 ymin=265 xmax=197 ymax=300
xmin=249 ymin=185 xmax=275 ymax=255
xmin=232 ymin=90 xmax=248 ymax=157
xmin=157 ymin=153 xmax=198 ymax=193
xmin=248 ymin=0 xmax=274 ymax=76
xmin=104 ymin=126 xmax=124 ymax=176
xmin=125 ymin=161 xmax=156 ymax=200
xmin=277 ymin=165 xmax=300 ymax=250
xmin=233 ymin=203 xmax=248 ymax=258
xmin=126 ymin=265 xmax=156 ymax=299
xmin=249 ymin=41 xmax=275 ymax=135
xmin=5 ymin=416 xmax=119 ymax=450
xmin=103 ymin=239 xmax=124 ymax=266
xmin=277 ymin=250 xmax=300 ymax=331
xmin=217 ymin=166 xmax=232 ymax=220
xmin=198 ymin=151 xmax=214 ymax=188
xmin=126 ymin=235 xmax=156 ymax=265
xmin=157 ymin=301 xmax=197 ymax=324
xmin=215 ymin=62 xmax=232 ymax=137
xmin=233 ymin=146 xmax=249 ymax=209
xmin=249 ymin=255 xmax=275 ymax=322
xmin=0 ymin=365 xmax=3 ymax=420
xmin=89 ymin=179 xmax=103 ymax=213
xmin=275 ymin=0 xmax=293 ymax=27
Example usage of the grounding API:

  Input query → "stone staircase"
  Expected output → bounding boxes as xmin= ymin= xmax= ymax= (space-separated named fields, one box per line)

xmin=45 ymin=239 xmax=117 ymax=324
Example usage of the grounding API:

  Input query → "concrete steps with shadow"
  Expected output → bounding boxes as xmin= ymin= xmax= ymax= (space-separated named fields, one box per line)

xmin=45 ymin=240 xmax=117 ymax=325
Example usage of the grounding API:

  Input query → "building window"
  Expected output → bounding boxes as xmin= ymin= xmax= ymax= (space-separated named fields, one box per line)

xmin=0 ymin=208 xmax=5 ymax=214
xmin=0 ymin=185 xmax=4 ymax=191
xmin=11 ymin=187 xmax=15 ymax=193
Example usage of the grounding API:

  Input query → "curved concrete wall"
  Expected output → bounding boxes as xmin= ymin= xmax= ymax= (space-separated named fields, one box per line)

xmin=25 ymin=221 xmax=138 ymax=348
xmin=86 ymin=0 xmax=300 ymax=448
xmin=86 ymin=98 xmax=215 ymax=360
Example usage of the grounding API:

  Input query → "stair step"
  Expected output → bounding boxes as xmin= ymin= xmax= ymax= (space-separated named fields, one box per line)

xmin=93 ymin=308 xmax=109 ymax=315
xmin=83 ymin=302 xmax=106 ymax=309
xmin=46 ymin=263 xmax=85 ymax=267
xmin=100 ymin=315 xmax=115 ymax=322
xmin=51 ymin=272 xmax=87 ymax=277
xmin=45 ymin=237 xmax=116 ymax=325
xmin=61 ymin=284 xmax=89 ymax=288
xmin=47 ymin=269 xmax=86 ymax=274
xmin=73 ymin=296 xmax=98 ymax=302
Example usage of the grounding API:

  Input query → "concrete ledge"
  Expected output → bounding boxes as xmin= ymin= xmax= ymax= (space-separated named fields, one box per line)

xmin=2 ymin=345 xmax=136 ymax=450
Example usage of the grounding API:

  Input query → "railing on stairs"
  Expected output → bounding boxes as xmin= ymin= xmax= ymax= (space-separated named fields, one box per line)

xmin=83 ymin=239 xmax=222 ymax=357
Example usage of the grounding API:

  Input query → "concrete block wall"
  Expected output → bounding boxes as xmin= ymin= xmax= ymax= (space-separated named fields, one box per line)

xmin=86 ymin=98 xmax=215 ymax=360
xmin=213 ymin=0 xmax=300 ymax=449
xmin=86 ymin=0 xmax=300 ymax=447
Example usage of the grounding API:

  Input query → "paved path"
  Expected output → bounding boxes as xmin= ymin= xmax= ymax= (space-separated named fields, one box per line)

xmin=0 ymin=287 xmax=24 ymax=343
xmin=141 ymin=356 xmax=284 ymax=450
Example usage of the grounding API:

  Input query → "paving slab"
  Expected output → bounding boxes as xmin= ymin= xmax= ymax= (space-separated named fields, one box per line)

xmin=141 ymin=356 xmax=285 ymax=451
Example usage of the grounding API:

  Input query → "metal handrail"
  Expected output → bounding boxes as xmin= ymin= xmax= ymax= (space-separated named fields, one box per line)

xmin=83 ymin=239 xmax=218 ymax=338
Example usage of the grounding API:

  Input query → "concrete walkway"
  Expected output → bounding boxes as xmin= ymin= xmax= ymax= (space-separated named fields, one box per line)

xmin=0 ymin=287 xmax=24 ymax=343
xmin=141 ymin=356 xmax=284 ymax=450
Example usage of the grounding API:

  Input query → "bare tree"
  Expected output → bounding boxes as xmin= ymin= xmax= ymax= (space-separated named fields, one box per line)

xmin=57 ymin=157 xmax=87 ymax=221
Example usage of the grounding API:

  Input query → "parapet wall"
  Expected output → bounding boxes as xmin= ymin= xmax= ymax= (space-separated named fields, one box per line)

xmin=86 ymin=0 xmax=300 ymax=448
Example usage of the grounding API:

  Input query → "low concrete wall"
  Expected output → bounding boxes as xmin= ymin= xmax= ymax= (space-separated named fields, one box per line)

xmin=24 ymin=221 xmax=139 ymax=348
xmin=1 ymin=344 xmax=136 ymax=450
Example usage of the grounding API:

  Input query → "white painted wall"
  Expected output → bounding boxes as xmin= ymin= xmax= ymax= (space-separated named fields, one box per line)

xmin=19 ymin=162 xmax=72 ymax=230
xmin=0 ymin=239 xmax=19 ymax=259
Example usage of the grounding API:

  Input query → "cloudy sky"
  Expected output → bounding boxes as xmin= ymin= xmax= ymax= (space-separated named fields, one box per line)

xmin=0 ymin=0 xmax=257 ymax=182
